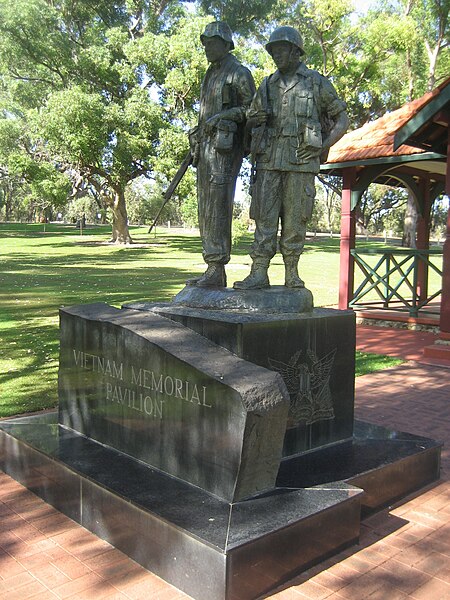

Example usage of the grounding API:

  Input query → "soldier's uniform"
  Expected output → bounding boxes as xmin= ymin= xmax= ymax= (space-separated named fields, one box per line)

xmin=189 ymin=22 xmax=255 ymax=287
xmin=248 ymin=65 xmax=346 ymax=262
xmin=234 ymin=26 xmax=347 ymax=291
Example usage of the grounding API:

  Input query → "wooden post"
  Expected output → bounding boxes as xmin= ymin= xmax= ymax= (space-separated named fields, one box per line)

xmin=439 ymin=127 xmax=450 ymax=332
xmin=416 ymin=176 xmax=431 ymax=303
xmin=339 ymin=167 xmax=356 ymax=310
xmin=423 ymin=123 xmax=450 ymax=360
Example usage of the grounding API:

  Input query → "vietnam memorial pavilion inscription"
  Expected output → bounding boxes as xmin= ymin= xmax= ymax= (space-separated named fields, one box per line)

xmin=58 ymin=303 xmax=290 ymax=502
xmin=71 ymin=348 xmax=212 ymax=420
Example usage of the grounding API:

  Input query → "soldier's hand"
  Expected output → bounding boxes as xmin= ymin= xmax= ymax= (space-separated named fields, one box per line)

xmin=205 ymin=115 xmax=221 ymax=133
xmin=254 ymin=110 xmax=269 ymax=125
xmin=248 ymin=110 xmax=269 ymax=128
xmin=296 ymin=147 xmax=320 ymax=162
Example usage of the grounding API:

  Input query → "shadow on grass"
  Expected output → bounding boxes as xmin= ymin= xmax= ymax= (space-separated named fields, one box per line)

xmin=0 ymin=225 xmax=111 ymax=237
xmin=0 ymin=314 xmax=60 ymax=415
xmin=0 ymin=236 xmax=204 ymax=417
xmin=0 ymin=229 xmax=346 ymax=417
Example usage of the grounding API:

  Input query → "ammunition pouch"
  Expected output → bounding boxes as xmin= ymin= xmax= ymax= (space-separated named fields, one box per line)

xmin=214 ymin=120 xmax=237 ymax=154
xmin=294 ymin=122 xmax=322 ymax=163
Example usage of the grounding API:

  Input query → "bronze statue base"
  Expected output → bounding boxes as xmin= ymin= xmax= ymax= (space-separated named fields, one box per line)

xmin=171 ymin=285 xmax=314 ymax=314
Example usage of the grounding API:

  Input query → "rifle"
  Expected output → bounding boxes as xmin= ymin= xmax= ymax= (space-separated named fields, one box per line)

xmin=148 ymin=151 xmax=193 ymax=234
xmin=250 ymin=77 xmax=270 ymax=189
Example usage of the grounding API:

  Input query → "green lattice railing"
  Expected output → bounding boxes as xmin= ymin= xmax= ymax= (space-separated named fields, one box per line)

xmin=350 ymin=247 xmax=443 ymax=317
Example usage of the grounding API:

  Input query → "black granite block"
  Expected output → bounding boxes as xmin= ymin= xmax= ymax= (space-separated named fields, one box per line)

xmin=350 ymin=422 xmax=441 ymax=512
xmin=0 ymin=413 xmax=441 ymax=598
xmin=227 ymin=490 xmax=361 ymax=599
xmin=125 ymin=303 xmax=356 ymax=456
xmin=59 ymin=303 xmax=290 ymax=502
xmin=0 ymin=421 xmax=81 ymax=523
xmin=1 ymin=296 xmax=442 ymax=600
xmin=277 ymin=420 xmax=442 ymax=514
xmin=81 ymin=478 xmax=228 ymax=600
xmin=0 ymin=414 xmax=363 ymax=600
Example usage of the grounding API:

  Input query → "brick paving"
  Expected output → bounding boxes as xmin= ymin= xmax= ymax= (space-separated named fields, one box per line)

xmin=1 ymin=326 xmax=450 ymax=599
xmin=356 ymin=326 xmax=439 ymax=362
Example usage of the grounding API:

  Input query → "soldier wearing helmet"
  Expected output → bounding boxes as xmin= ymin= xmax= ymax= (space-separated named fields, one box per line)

xmin=234 ymin=26 xmax=349 ymax=291
xmin=265 ymin=26 xmax=305 ymax=56
xmin=187 ymin=22 xmax=255 ymax=288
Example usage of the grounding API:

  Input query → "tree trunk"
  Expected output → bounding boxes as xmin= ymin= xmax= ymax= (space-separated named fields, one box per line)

xmin=354 ymin=205 xmax=367 ymax=235
xmin=406 ymin=48 xmax=414 ymax=100
xmin=4 ymin=183 xmax=13 ymax=221
xmin=402 ymin=192 xmax=418 ymax=248
xmin=427 ymin=44 xmax=439 ymax=91
xmin=110 ymin=188 xmax=132 ymax=244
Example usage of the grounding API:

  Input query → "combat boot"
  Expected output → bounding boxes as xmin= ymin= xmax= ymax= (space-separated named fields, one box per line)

xmin=186 ymin=273 xmax=202 ymax=286
xmin=193 ymin=263 xmax=227 ymax=287
xmin=233 ymin=258 xmax=270 ymax=290
xmin=284 ymin=256 xmax=305 ymax=288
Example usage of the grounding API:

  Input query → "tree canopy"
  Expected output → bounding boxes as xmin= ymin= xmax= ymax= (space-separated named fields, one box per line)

xmin=0 ymin=0 xmax=448 ymax=241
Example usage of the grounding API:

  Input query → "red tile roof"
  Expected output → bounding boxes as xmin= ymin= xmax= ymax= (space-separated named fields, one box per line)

xmin=326 ymin=78 xmax=449 ymax=164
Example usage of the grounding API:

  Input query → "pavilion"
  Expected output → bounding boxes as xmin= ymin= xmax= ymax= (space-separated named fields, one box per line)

xmin=321 ymin=77 xmax=450 ymax=360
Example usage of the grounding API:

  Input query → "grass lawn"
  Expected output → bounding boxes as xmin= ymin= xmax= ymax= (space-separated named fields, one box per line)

xmin=1 ymin=223 xmax=405 ymax=417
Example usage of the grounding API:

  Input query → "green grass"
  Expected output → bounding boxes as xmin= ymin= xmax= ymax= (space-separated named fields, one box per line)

xmin=0 ymin=224 xmax=407 ymax=417
xmin=355 ymin=351 xmax=404 ymax=377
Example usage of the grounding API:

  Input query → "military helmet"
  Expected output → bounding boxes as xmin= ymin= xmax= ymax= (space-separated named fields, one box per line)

xmin=200 ymin=21 xmax=235 ymax=50
xmin=265 ymin=26 xmax=305 ymax=56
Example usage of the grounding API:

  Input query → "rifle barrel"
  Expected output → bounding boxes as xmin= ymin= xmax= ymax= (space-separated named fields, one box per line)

xmin=148 ymin=152 xmax=193 ymax=234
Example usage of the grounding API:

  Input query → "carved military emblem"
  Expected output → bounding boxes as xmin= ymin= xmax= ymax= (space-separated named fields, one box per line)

xmin=269 ymin=348 xmax=336 ymax=425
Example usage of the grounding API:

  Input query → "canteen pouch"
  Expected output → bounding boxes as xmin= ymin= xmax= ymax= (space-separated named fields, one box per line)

xmin=215 ymin=119 xmax=237 ymax=153
xmin=294 ymin=121 xmax=322 ymax=163
xmin=304 ymin=123 xmax=322 ymax=151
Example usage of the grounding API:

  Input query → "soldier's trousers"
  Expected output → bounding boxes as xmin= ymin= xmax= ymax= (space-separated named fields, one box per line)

xmin=249 ymin=169 xmax=316 ymax=260
xmin=197 ymin=138 xmax=243 ymax=265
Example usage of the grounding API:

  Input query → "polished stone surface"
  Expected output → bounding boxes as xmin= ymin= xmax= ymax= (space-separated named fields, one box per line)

xmin=0 ymin=413 xmax=440 ymax=517
xmin=124 ymin=303 xmax=356 ymax=457
xmin=0 ymin=413 xmax=363 ymax=600
xmin=59 ymin=303 xmax=290 ymax=502
xmin=227 ymin=493 xmax=360 ymax=599
xmin=0 ymin=414 xmax=361 ymax=548
xmin=172 ymin=285 xmax=314 ymax=314
xmin=0 ymin=413 xmax=441 ymax=599
xmin=277 ymin=420 xmax=442 ymax=514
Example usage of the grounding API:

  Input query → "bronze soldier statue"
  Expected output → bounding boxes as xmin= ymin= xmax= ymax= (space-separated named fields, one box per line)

xmin=234 ymin=26 xmax=349 ymax=290
xmin=187 ymin=22 xmax=255 ymax=288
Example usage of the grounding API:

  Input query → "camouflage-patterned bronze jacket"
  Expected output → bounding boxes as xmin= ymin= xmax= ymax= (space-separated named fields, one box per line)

xmin=249 ymin=63 xmax=346 ymax=174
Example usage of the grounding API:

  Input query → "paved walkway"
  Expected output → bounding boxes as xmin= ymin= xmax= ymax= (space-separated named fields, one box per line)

xmin=1 ymin=327 xmax=450 ymax=599
xmin=356 ymin=326 xmax=439 ymax=363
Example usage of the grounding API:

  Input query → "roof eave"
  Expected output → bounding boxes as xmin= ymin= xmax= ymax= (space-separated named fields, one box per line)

xmin=393 ymin=84 xmax=450 ymax=151
xmin=321 ymin=152 xmax=445 ymax=172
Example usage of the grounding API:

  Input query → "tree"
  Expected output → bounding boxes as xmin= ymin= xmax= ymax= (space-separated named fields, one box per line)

xmin=0 ymin=0 xmax=446 ymax=244
xmin=356 ymin=185 xmax=409 ymax=235
xmin=0 ymin=113 xmax=71 ymax=221
xmin=0 ymin=0 xmax=194 ymax=243
xmin=411 ymin=0 xmax=450 ymax=90
xmin=317 ymin=175 xmax=342 ymax=234
xmin=34 ymin=83 xmax=167 ymax=242
xmin=195 ymin=0 xmax=279 ymax=35
xmin=357 ymin=0 xmax=449 ymax=109
xmin=360 ymin=0 xmax=448 ymax=246
xmin=431 ymin=195 xmax=449 ymax=239
xmin=0 ymin=171 xmax=26 ymax=221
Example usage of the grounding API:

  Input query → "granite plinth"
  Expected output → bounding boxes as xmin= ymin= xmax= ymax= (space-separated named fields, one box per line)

xmin=173 ymin=285 xmax=314 ymax=314
xmin=59 ymin=303 xmax=290 ymax=502
xmin=0 ymin=413 xmax=362 ymax=600
xmin=0 ymin=413 xmax=441 ymax=599
xmin=278 ymin=420 xmax=442 ymax=515
xmin=123 ymin=302 xmax=356 ymax=457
